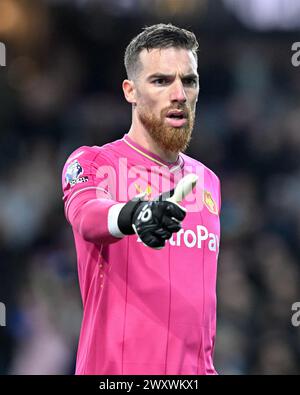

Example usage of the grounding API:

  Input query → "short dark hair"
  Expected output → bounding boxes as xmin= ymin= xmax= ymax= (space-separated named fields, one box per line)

xmin=124 ymin=23 xmax=199 ymax=79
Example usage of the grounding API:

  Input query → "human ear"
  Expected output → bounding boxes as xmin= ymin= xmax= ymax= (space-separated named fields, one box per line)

xmin=122 ymin=79 xmax=136 ymax=105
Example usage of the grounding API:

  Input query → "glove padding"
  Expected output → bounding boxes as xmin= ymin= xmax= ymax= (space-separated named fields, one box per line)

xmin=132 ymin=198 xmax=186 ymax=249
xmin=117 ymin=174 xmax=198 ymax=249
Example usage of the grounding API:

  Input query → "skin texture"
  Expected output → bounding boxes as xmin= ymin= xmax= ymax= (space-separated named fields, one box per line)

xmin=123 ymin=47 xmax=199 ymax=162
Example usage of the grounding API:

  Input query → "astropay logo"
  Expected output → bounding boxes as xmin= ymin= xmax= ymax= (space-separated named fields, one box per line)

xmin=137 ymin=225 xmax=219 ymax=252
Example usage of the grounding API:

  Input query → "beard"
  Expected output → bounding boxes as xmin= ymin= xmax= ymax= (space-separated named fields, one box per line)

xmin=137 ymin=104 xmax=195 ymax=153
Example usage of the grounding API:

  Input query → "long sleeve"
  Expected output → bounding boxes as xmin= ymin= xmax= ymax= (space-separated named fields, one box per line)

xmin=62 ymin=146 xmax=125 ymax=244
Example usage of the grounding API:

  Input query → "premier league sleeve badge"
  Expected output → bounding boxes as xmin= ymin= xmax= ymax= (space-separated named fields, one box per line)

xmin=65 ymin=160 xmax=88 ymax=187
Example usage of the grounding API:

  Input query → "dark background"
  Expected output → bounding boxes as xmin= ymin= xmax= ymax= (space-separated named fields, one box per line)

xmin=0 ymin=0 xmax=300 ymax=374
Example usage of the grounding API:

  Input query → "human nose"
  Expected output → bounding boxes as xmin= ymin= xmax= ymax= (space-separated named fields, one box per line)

xmin=170 ymin=80 xmax=187 ymax=104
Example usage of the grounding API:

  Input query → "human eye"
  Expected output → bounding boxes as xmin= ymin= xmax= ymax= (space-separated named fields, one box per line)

xmin=152 ymin=78 xmax=168 ymax=86
xmin=182 ymin=76 xmax=198 ymax=87
xmin=183 ymin=77 xmax=198 ymax=87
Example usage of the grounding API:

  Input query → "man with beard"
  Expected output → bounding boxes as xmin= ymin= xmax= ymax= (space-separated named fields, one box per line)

xmin=62 ymin=24 xmax=221 ymax=375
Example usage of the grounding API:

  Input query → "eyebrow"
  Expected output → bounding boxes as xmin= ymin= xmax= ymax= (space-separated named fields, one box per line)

xmin=147 ymin=73 xmax=199 ymax=81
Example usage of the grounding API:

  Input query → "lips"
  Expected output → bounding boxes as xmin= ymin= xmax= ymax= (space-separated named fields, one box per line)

xmin=165 ymin=109 xmax=188 ymax=128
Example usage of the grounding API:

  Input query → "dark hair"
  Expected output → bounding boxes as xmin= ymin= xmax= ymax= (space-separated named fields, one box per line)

xmin=124 ymin=23 xmax=199 ymax=79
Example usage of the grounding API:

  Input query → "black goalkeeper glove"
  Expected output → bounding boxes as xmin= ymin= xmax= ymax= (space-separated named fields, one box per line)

xmin=117 ymin=189 xmax=186 ymax=249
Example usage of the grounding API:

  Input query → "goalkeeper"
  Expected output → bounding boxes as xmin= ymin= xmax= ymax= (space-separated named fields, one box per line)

xmin=62 ymin=23 xmax=221 ymax=375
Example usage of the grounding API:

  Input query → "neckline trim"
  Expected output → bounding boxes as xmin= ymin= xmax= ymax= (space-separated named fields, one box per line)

xmin=122 ymin=134 xmax=183 ymax=172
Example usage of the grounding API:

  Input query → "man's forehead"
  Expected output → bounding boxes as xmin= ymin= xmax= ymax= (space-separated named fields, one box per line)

xmin=138 ymin=47 xmax=197 ymax=75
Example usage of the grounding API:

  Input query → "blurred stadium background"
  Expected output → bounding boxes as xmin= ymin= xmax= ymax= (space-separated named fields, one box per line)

xmin=0 ymin=0 xmax=300 ymax=375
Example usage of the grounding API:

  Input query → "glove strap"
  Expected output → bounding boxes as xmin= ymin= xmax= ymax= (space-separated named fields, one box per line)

xmin=117 ymin=195 xmax=145 ymax=235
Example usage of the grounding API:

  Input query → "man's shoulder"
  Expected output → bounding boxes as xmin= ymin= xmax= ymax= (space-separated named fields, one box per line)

xmin=181 ymin=152 xmax=220 ymax=184
xmin=64 ymin=137 xmax=125 ymax=166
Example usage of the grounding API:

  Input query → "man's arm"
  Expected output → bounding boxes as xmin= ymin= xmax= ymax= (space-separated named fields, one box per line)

xmin=62 ymin=147 xmax=194 ymax=247
xmin=62 ymin=147 xmax=124 ymax=245
xmin=67 ymin=180 xmax=187 ymax=248
xmin=68 ymin=192 xmax=124 ymax=244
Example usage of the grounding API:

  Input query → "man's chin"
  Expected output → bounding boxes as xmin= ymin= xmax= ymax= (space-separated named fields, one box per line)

xmin=151 ymin=127 xmax=192 ymax=153
xmin=138 ymin=109 xmax=193 ymax=153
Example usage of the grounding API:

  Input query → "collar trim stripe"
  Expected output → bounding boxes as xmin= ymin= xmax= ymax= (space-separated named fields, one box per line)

xmin=123 ymin=138 xmax=174 ymax=168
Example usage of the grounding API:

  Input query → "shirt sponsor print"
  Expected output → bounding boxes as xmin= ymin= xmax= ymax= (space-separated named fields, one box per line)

xmin=137 ymin=224 xmax=219 ymax=252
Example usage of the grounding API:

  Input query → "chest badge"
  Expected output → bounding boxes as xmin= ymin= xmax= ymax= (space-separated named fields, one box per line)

xmin=135 ymin=183 xmax=152 ymax=197
xmin=203 ymin=190 xmax=218 ymax=215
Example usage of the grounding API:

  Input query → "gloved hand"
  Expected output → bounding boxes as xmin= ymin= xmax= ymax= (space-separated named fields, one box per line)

xmin=117 ymin=174 xmax=198 ymax=249
xmin=132 ymin=194 xmax=186 ymax=249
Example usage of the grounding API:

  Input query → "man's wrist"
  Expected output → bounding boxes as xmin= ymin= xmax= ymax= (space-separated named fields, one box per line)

xmin=107 ymin=203 xmax=127 ymax=238
xmin=117 ymin=198 xmax=144 ymax=235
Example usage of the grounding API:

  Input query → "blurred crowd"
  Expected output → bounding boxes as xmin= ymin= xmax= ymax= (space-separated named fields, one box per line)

xmin=0 ymin=0 xmax=300 ymax=374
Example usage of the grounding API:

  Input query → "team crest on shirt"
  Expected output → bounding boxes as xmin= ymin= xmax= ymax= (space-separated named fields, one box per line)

xmin=65 ymin=160 xmax=88 ymax=187
xmin=134 ymin=183 xmax=152 ymax=197
xmin=203 ymin=190 xmax=218 ymax=215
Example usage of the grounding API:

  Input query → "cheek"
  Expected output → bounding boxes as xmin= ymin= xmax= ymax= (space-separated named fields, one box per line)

xmin=188 ymin=93 xmax=198 ymax=110
xmin=138 ymin=95 xmax=161 ymax=114
xmin=137 ymin=90 xmax=152 ymax=107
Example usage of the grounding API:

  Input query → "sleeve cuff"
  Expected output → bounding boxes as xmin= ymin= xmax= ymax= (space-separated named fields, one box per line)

xmin=107 ymin=203 xmax=127 ymax=238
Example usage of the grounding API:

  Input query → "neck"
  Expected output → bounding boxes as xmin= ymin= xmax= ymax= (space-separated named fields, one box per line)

xmin=127 ymin=125 xmax=179 ymax=163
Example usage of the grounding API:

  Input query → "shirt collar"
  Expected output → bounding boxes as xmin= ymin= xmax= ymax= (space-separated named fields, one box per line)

xmin=122 ymin=134 xmax=184 ymax=173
